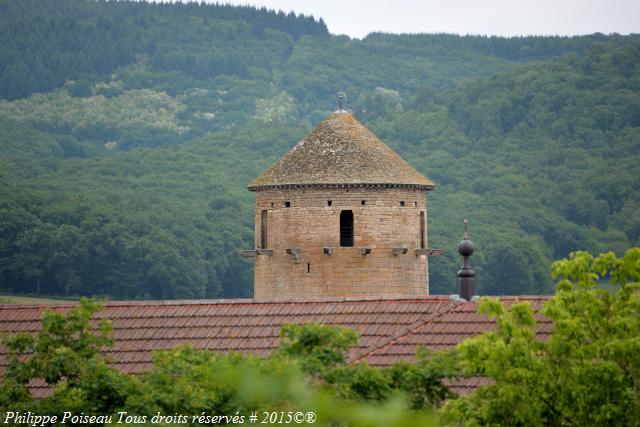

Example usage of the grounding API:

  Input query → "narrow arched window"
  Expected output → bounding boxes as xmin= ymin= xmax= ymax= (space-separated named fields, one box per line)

xmin=260 ymin=210 xmax=268 ymax=248
xmin=420 ymin=211 xmax=425 ymax=249
xmin=340 ymin=210 xmax=354 ymax=247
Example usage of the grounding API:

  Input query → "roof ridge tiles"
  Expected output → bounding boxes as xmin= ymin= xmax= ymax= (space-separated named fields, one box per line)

xmin=0 ymin=303 xmax=77 ymax=309
xmin=0 ymin=296 xmax=551 ymax=311
xmin=0 ymin=295 xmax=458 ymax=311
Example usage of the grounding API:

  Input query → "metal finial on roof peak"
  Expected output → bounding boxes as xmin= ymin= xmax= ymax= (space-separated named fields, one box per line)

xmin=457 ymin=219 xmax=475 ymax=301
xmin=336 ymin=95 xmax=346 ymax=113
xmin=458 ymin=220 xmax=474 ymax=256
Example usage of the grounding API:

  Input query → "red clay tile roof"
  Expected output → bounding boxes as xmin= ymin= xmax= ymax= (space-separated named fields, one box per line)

xmin=0 ymin=295 xmax=552 ymax=396
xmin=350 ymin=296 xmax=553 ymax=395
xmin=248 ymin=112 xmax=434 ymax=190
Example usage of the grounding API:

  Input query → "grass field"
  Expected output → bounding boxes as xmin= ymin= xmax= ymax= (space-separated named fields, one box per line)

xmin=0 ymin=294 xmax=77 ymax=304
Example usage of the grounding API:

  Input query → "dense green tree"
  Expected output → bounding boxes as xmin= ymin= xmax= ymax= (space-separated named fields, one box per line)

xmin=277 ymin=322 xmax=359 ymax=376
xmin=277 ymin=323 xmax=453 ymax=409
xmin=441 ymin=248 xmax=640 ymax=426
xmin=0 ymin=298 xmax=136 ymax=414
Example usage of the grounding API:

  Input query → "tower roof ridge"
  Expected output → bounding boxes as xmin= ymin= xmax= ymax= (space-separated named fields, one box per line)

xmin=248 ymin=112 xmax=434 ymax=190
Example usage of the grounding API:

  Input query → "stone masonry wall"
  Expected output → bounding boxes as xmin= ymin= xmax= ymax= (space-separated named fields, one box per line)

xmin=252 ymin=186 xmax=430 ymax=300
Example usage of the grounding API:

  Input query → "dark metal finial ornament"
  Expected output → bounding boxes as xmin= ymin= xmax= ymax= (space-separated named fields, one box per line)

xmin=457 ymin=219 xmax=476 ymax=301
xmin=338 ymin=95 xmax=344 ymax=111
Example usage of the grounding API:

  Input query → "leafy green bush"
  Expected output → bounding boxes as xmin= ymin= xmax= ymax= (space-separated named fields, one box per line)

xmin=442 ymin=248 xmax=640 ymax=426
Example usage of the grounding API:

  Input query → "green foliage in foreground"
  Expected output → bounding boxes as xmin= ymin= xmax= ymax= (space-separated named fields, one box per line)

xmin=442 ymin=248 xmax=640 ymax=426
xmin=0 ymin=298 xmax=136 ymax=415
xmin=0 ymin=300 xmax=445 ymax=426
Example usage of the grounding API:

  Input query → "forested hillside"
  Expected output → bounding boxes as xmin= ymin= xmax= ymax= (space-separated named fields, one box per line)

xmin=0 ymin=0 xmax=638 ymax=299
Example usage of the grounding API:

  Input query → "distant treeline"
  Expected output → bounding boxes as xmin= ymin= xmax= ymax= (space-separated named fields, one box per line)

xmin=365 ymin=32 xmax=631 ymax=61
xmin=0 ymin=0 xmax=328 ymax=99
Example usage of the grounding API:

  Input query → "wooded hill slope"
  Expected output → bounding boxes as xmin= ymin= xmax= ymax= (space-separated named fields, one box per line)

xmin=0 ymin=0 xmax=638 ymax=298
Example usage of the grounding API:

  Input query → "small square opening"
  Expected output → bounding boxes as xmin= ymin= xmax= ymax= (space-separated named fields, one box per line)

xmin=361 ymin=200 xmax=366 ymax=205
xmin=328 ymin=200 xmax=332 ymax=206
xmin=400 ymin=201 xmax=405 ymax=207
xmin=284 ymin=201 xmax=291 ymax=208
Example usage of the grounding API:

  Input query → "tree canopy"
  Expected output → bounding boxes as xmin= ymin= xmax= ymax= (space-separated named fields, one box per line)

xmin=442 ymin=248 xmax=640 ymax=426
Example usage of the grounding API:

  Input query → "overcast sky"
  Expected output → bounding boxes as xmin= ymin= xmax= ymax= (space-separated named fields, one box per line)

xmin=216 ymin=0 xmax=640 ymax=39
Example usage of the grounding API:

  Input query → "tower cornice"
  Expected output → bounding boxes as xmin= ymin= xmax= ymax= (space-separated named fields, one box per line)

xmin=248 ymin=182 xmax=435 ymax=192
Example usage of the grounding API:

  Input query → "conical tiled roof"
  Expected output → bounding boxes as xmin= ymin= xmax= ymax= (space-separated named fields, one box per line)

xmin=248 ymin=112 xmax=434 ymax=190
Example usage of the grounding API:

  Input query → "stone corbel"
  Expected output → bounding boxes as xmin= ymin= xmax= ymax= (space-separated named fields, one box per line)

xmin=240 ymin=249 xmax=274 ymax=257
xmin=286 ymin=248 xmax=301 ymax=261
xmin=392 ymin=245 xmax=408 ymax=255
xmin=415 ymin=249 xmax=445 ymax=256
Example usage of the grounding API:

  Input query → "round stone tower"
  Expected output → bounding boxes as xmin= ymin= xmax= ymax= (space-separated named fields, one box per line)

xmin=243 ymin=110 xmax=435 ymax=301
